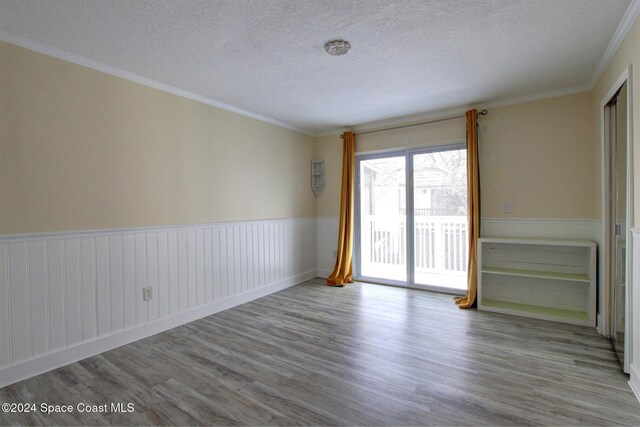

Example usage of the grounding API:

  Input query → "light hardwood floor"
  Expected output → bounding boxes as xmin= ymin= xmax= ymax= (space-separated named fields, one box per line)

xmin=1 ymin=278 xmax=639 ymax=426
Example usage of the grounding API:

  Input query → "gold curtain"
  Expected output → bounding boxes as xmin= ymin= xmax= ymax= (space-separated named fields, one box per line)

xmin=455 ymin=110 xmax=480 ymax=308
xmin=327 ymin=131 xmax=355 ymax=286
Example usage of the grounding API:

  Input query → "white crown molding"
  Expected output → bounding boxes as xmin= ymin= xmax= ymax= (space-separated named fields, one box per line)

xmin=314 ymin=106 xmax=468 ymax=137
xmin=0 ymin=31 xmax=315 ymax=137
xmin=315 ymin=128 xmax=353 ymax=138
xmin=354 ymin=108 xmax=467 ymax=134
xmin=477 ymin=85 xmax=591 ymax=110
xmin=4 ymin=0 xmax=637 ymax=140
xmin=588 ymin=0 xmax=640 ymax=89
xmin=316 ymin=85 xmax=591 ymax=138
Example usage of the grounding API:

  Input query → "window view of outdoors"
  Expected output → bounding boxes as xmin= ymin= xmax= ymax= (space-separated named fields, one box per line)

xmin=413 ymin=150 xmax=468 ymax=290
xmin=360 ymin=156 xmax=407 ymax=282
xmin=359 ymin=149 xmax=468 ymax=290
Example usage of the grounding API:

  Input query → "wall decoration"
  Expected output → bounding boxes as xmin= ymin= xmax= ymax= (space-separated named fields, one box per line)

xmin=311 ymin=158 xmax=325 ymax=197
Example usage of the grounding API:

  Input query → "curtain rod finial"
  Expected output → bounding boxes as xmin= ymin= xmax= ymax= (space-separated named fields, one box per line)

xmin=478 ymin=109 xmax=488 ymax=116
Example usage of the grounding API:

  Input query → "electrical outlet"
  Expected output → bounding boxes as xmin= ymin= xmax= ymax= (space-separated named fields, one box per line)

xmin=143 ymin=287 xmax=153 ymax=301
xmin=504 ymin=201 xmax=513 ymax=213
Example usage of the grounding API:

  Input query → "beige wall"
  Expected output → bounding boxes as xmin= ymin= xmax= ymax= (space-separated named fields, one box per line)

xmin=316 ymin=92 xmax=595 ymax=220
xmin=316 ymin=119 xmax=465 ymax=216
xmin=356 ymin=117 xmax=466 ymax=154
xmin=592 ymin=15 xmax=640 ymax=226
xmin=0 ymin=42 xmax=316 ymax=234
xmin=317 ymin=118 xmax=466 ymax=217
xmin=0 ymin=37 xmax=610 ymax=236
xmin=315 ymin=135 xmax=343 ymax=217
xmin=480 ymin=92 xmax=594 ymax=219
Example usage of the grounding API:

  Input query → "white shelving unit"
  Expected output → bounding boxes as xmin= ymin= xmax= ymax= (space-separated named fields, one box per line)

xmin=478 ymin=237 xmax=597 ymax=327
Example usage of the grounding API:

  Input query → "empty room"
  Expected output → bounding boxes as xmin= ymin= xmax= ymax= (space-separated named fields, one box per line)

xmin=2 ymin=0 xmax=640 ymax=425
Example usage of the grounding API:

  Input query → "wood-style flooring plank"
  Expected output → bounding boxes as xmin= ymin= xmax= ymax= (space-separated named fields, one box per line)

xmin=1 ymin=278 xmax=639 ymax=426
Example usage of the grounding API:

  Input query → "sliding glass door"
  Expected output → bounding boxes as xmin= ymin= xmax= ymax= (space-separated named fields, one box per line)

xmin=356 ymin=144 xmax=467 ymax=292
xmin=411 ymin=149 xmax=467 ymax=291
xmin=358 ymin=155 xmax=407 ymax=283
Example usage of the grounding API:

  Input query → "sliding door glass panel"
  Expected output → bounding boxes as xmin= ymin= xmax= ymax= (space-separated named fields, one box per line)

xmin=359 ymin=156 xmax=407 ymax=282
xmin=412 ymin=149 xmax=467 ymax=290
xmin=612 ymin=82 xmax=627 ymax=366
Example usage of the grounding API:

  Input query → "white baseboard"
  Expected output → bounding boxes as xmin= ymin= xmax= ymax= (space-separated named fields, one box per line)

xmin=0 ymin=217 xmax=318 ymax=386
xmin=629 ymin=364 xmax=640 ymax=404
xmin=597 ymin=314 xmax=605 ymax=336
xmin=0 ymin=269 xmax=316 ymax=388
xmin=317 ymin=268 xmax=333 ymax=279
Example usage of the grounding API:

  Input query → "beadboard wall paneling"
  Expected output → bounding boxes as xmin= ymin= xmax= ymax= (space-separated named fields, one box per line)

xmin=0 ymin=217 xmax=317 ymax=387
xmin=0 ymin=217 xmax=603 ymax=387
xmin=315 ymin=217 xmax=601 ymax=279
xmin=316 ymin=216 xmax=339 ymax=278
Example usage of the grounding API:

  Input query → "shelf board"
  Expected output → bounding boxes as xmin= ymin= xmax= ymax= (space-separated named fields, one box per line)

xmin=479 ymin=237 xmax=596 ymax=247
xmin=481 ymin=298 xmax=589 ymax=321
xmin=481 ymin=266 xmax=590 ymax=282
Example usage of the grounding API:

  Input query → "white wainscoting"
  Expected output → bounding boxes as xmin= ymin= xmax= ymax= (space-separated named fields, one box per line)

xmin=630 ymin=228 xmax=640 ymax=403
xmin=0 ymin=216 xmax=604 ymax=388
xmin=0 ymin=217 xmax=317 ymax=387
xmin=318 ymin=217 xmax=603 ymax=327
xmin=316 ymin=216 xmax=339 ymax=278
xmin=316 ymin=216 xmax=601 ymax=278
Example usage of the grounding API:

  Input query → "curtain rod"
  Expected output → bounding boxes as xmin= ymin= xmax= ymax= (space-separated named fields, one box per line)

xmin=340 ymin=109 xmax=488 ymax=138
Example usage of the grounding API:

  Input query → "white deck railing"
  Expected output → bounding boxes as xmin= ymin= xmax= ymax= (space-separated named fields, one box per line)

xmin=361 ymin=215 xmax=468 ymax=275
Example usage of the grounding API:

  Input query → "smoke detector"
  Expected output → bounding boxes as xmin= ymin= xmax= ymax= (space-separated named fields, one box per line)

xmin=324 ymin=39 xmax=351 ymax=56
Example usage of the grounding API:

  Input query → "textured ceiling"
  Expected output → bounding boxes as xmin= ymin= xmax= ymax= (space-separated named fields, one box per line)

xmin=0 ymin=0 xmax=633 ymax=134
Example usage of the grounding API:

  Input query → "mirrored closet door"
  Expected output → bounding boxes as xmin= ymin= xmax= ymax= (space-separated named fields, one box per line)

xmin=606 ymin=81 xmax=629 ymax=372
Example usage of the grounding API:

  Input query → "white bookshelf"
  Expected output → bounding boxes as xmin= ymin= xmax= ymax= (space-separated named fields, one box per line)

xmin=478 ymin=237 xmax=597 ymax=326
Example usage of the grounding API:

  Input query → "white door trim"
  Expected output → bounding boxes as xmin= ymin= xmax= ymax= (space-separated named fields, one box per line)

xmin=600 ymin=66 xmax=634 ymax=373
